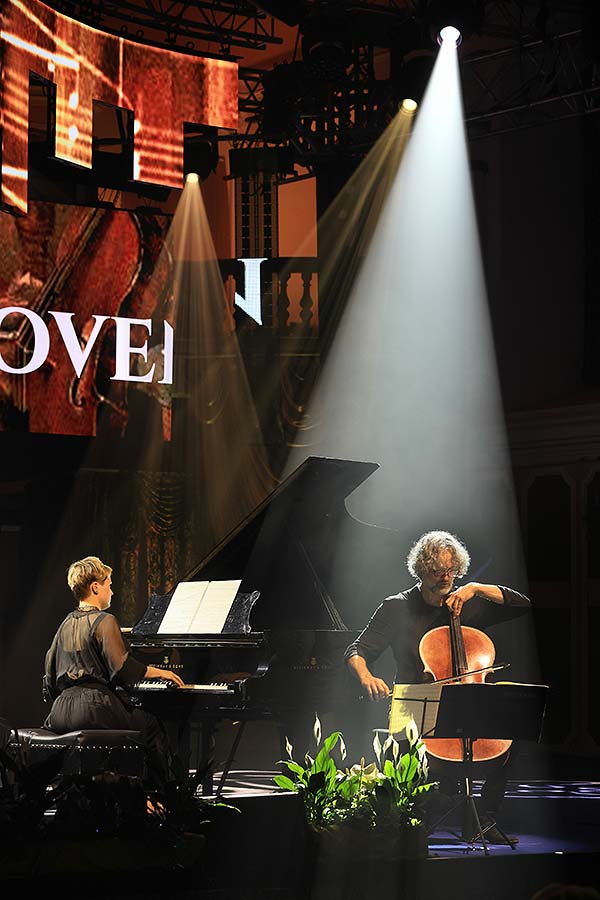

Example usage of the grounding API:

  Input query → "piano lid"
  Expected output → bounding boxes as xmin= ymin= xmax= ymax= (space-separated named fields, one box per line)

xmin=176 ymin=456 xmax=395 ymax=632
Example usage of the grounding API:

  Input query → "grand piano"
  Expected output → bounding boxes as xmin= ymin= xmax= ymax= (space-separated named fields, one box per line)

xmin=129 ymin=456 xmax=401 ymax=791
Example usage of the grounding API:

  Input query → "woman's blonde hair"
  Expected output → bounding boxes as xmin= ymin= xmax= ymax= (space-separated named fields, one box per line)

xmin=67 ymin=556 xmax=112 ymax=602
xmin=406 ymin=531 xmax=470 ymax=580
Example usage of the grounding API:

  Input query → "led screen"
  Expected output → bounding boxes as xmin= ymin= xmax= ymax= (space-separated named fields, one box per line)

xmin=0 ymin=0 xmax=238 ymax=213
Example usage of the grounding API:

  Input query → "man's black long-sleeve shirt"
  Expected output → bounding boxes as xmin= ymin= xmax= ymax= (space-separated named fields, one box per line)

xmin=344 ymin=584 xmax=530 ymax=684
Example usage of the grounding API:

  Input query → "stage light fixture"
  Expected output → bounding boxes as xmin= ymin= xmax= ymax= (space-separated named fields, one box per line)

xmin=183 ymin=125 xmax=219 ymax=181
xmin=301 ymin=10 xmax=351 ymax=81
xmin=186 ymin=172 xmax=199 ymax=184
xmin=401 ymin=98 xmax=418 ymax=114
xmin=438 ymin=25 xmax=462 ymax=46
xmin=425 ymin=0 xmax=483 ymax=45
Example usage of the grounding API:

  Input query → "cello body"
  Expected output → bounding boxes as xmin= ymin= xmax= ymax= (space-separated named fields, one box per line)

xmin=419 ymin=621 xmax=512 ymax=763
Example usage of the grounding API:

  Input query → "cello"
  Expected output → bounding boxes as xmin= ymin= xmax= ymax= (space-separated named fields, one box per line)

xmin=418 ymin=613 xmax=512 ymax=763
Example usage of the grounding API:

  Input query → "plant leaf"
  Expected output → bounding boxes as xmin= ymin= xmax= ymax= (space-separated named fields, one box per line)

xmin=280 ymin=760 xmax=307 ymax=780
xmin=383 ymin=759 xmax=395 ymax=778
xmin=415 ymin=782 xmax=437 ymax=793
xmin=274 ymin=775 xmax=297 ymax=791
xmin=308 ymin=771 xmax=326 ymax=791
xmin=285 ymin=736 xmax=294 ymax=758
xmin=322 ymin=731 xmax=341 ymax=756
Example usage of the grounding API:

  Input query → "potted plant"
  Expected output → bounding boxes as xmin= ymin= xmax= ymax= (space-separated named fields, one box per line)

xmin=275 ymin=716 xmax=436 ymax=897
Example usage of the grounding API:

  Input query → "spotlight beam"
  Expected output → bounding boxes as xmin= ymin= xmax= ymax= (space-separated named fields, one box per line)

xmin=286 ymin=31 xmax=528 ymax=602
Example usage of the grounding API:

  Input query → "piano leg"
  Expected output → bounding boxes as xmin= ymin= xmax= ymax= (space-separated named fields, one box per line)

xmin=215 ymin=721 xmax=247 ymax=798
xmin=198 ymin=719 xmax=247 ymax=796
xmin=201 ymin=720 xmax=217 ymax=795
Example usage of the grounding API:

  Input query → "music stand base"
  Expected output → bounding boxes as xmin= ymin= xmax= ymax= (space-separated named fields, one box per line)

xmin=429 ymin=789 xmax=517 ymax=854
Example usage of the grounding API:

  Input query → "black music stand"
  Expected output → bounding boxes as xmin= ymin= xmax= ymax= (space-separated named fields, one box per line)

xmin=431 ymin=683 xmax=548 ymax=855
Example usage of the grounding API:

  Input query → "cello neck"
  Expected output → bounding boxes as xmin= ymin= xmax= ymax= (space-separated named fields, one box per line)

xmin=448 ymin=611 xmax=468 ymax=676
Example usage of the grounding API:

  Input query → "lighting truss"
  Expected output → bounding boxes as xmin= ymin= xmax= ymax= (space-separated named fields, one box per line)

xmin=460 ymin=1 xmax=596 ymax=138
xmin=463 ymin=30 xmax=598 ymax=138
xmin=236 ymin=47 xmax=398 ymax=179
xmin=49 ymin=0 xmax=283 ymax=56
xmin=48 ymin=1 xmax=596 ymax=158
xmin=235 ymin=1 xmax=594 ymax=175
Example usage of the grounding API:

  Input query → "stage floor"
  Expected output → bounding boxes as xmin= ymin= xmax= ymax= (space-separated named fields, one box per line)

xmin=204 ymin=770 xmax=600 ymax=899
xmin=4 ymin=770 xmax=597 ymax=899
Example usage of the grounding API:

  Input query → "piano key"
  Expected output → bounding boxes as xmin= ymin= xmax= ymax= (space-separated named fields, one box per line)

xmin=134 ymin=680 xmax=234 ymax=693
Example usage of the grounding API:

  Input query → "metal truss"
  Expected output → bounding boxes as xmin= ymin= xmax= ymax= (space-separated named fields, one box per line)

xmin=49 ymin=1 xmax=283 ymax=56
xmin=48 ymin=1 xmax=597 ymax=151
xmin=236 ymin=47 xmax=399 ymax=177
xmin=460 ymin=2 xmax=597 ymax=138
xmin=464 ymin=29 xmax=598 ymax=139
xmin=234 ymin=1 xmax=595 ymax=172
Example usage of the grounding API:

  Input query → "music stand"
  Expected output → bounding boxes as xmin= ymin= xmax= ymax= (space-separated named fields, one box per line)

xmin=388 ymin=682 xmax=443 ymax=735
xmin=432 ymin=683 xmax=548 ymax=854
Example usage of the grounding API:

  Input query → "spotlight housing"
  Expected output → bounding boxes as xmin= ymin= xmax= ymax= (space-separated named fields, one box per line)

xmin=183 ymin=124 xmax=219 ymax=181
xmin=438 ymin=25 xmax=462 ymax=46
xmin=425 ymin=0 xmax=483 ymax=45
xmin=301 ymin=10 xmax=351 ymax=81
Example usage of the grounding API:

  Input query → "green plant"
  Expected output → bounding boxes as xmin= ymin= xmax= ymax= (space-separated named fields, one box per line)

xmin=274 ymin=723 xmax=348 ymax=828
xmin=274 ymin=715 xmax=436 ymax=833
xmin=367 ymin=722 xmax=436 ymax=829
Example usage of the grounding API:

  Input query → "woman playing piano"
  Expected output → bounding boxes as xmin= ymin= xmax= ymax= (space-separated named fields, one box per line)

xmin=43 ymin=556 xmax=183 ymax=783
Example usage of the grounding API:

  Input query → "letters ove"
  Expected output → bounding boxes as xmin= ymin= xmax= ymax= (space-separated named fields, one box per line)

xmin=0 ymin=307 xmax=173 ymax=383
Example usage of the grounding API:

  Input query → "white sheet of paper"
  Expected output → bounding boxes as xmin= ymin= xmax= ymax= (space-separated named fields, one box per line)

xmin=190 ymin=580 xmax=242 ymax=634
xmin=157 ymin=580 xmax=241 ymax=634
xmin=388 ymin=683 xmax=443 ymax=737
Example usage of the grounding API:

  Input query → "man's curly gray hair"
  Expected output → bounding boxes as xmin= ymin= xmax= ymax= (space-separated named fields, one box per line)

xmin=406 ymin=531 xmax=470 ymax=580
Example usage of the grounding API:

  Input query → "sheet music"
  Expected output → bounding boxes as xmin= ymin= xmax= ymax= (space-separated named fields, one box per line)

xmin=388 ymin=683 xmax=443 ymax=737
xmin=157 ymin=580 xmax=242 ymax=634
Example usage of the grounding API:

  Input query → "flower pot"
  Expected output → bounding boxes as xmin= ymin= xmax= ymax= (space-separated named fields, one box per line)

xmin=307 ymin=821 xmax=427 ymax=899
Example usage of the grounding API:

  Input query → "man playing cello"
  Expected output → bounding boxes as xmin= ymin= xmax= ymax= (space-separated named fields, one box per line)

xmin=345 ymin=530 xmax=530 ymax=842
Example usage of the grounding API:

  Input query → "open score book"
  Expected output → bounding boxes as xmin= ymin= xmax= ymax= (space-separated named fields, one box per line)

xmin=157 ymin=580 xmax=242 ymax=635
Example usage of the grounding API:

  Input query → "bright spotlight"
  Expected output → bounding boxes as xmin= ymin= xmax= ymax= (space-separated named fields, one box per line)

xmin=186 ymin=172 xmax=200 ymax=184
xmin=401 ymin=98 xmax=418 ymax=114
xmin=438 ymin=25 xmax=462 ymax=46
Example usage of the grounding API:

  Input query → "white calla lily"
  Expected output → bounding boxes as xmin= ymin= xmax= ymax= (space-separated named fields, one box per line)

xmin=373 ymin=731 xmax=382 ymax=766
xmin=405 ymin=717 xmax=419 ymax=747
xmin=313 ymin=714 xmax=322 ymax=746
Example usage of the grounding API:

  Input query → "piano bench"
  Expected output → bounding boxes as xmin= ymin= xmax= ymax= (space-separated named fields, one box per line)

xmin=9 ymin=728 xmax=147 ymax=779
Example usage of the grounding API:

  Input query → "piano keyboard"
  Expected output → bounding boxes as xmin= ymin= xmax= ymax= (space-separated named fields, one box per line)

xmin=134 ymin=680 xmax=234 ymax=693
